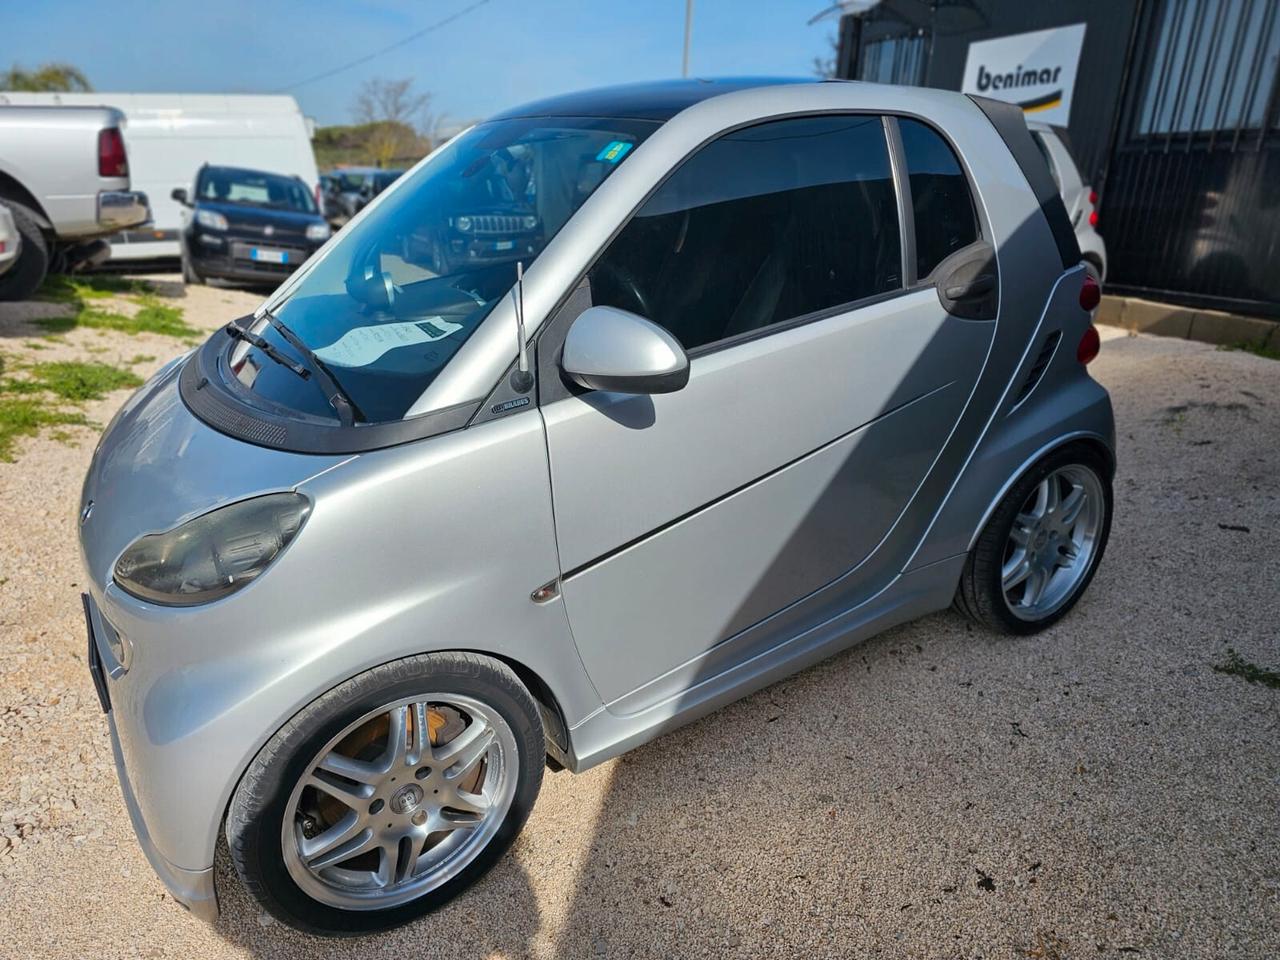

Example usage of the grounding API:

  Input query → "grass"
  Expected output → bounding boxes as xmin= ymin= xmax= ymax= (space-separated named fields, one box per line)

xmin=1214 ymin=648 xmax=1280 ymax=689
xmin=0 ymin=356 xmax=142 ymax=459
xmin=1217 ymin=340 xmax=1280 ymax=361
xmin=0 ymin=275 xmax=195 ymax=460
xmin=0 ymin=398 xmax=90 ymax=462
xmin=37 ymin=274 xmax=153 ymax=303
xmin=2 ymin=360 xmax=142 ymax=403
xmin=34 ymin=276 xmax=200 ymax=339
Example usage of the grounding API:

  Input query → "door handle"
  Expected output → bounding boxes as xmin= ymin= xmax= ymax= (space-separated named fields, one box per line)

xmin=943 ymin=274 xmax=995 ymax=300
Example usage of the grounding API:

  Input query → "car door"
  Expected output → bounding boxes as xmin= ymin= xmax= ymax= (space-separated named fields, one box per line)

xmin=539 ymin=114 xmax=996 ymax=710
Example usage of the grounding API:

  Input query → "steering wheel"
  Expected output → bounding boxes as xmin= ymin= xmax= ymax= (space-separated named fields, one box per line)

xmin=591 ymin=259 xmax=654 ymax=320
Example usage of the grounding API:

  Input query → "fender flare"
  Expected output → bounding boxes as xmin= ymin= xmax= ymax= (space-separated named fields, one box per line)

xmin=965 ymin=430 xmax=1115 ymax=554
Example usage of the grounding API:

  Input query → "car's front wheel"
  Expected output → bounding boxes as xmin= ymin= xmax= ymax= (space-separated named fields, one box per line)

xmin=955 ymin=443 xmax=1112 ymax=635
xmin=181 ymin=250 xmax=203 ymax=285
xmin=227 ymin=652 xmax=545 ymax=936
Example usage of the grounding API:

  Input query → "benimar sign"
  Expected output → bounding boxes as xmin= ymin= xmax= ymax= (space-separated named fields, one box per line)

xmin=961 ymin=24 xmax=1087 ymax=126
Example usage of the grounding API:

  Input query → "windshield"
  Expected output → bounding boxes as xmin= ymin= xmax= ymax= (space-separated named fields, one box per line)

xmin=337 ymin=172 xmax=371 ymax=192
xmin=199 ymin=167 xmax=316 ymax=213
xmin=238 ymin=117 xmax=656 ymax=424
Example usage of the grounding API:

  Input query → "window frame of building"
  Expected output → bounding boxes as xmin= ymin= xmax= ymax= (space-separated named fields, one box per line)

xmin=1132 ymin=0 xmax=1280 ymax=142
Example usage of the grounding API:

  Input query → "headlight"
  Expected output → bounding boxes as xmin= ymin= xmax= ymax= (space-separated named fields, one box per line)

xmin=455 ymin=216 xmax=472 ymax=232
xmin=521 ymin=215 xmax=538 ymax=230
xmin=306 ymin=221 xmax=331 ymax=242
xmin=113 ymin=493 xmax=310 ymax=606
xmin=195 ymin=209 xmax=228 ymax=231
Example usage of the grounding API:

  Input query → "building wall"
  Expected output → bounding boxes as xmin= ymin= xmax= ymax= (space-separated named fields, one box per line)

xmin=839 ymin=0 xmax=1280 ymax=320
xmin=845 ymin=0 xmax=1139 ymax=183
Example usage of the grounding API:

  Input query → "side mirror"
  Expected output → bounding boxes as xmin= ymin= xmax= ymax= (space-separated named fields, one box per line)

xmin=170 ymin=187 xmax=189 ymax=206
xmin=561 ymin=305 xmax=689 ymax=395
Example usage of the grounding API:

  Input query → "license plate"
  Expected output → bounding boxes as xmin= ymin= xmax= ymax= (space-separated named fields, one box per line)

xmin=494 ymin=240 xmax=515 ymax=251
xmin=251 ymin=247 xmax=288 ymax=264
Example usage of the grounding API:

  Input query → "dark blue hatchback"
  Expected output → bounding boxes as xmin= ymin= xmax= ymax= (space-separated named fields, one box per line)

xmin=173 ymin=165 xmax=331 ymax=286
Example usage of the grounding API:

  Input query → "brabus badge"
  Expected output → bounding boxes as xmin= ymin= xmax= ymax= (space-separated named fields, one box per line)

xmin=491 ymin=396 xmax=531 ymax=416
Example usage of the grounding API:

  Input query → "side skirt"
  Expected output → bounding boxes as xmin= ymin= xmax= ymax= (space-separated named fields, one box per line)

xmin=562 ymin=553 xmax=965 ymax=772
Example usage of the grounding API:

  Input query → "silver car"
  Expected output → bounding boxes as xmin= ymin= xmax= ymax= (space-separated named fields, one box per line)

xmin=78 ymin=79 xmax=1115 ymax=935
xmin=1029 ymin=121 xmax=1107 ymax=283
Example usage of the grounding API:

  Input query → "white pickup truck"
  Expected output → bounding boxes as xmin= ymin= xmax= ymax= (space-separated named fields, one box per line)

xmin=0 ymin=104 xmax=151 ymax=300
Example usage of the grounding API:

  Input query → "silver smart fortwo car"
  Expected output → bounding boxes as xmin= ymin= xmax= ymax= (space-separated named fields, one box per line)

xmin=78 ymin=79 xmax=1114 ymax=935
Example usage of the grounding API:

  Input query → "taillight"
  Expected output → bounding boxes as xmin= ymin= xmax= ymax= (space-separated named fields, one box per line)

xmin=1077 ymin=325 xmax=1100 ymax=365
xmin=1089 ymin=209 xmax=1099 ymax=227
xmin=1089 ymin=190 xmax=1098 ymax=205
xmin=314 ymin=183 xmax=322 ymax=210
xmin=1080 ymin=274 xmax=1101 ymax=312
xmin=98 ymin=128 xmax=128 ymax=178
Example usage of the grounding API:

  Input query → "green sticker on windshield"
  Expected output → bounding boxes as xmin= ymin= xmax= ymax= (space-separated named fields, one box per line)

xmin=596 ymin=141 xmax=633 ymax=163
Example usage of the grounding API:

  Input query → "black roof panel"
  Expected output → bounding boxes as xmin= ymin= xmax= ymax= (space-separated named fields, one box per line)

xmin=491 ymin=77 xmax=813 ymax=122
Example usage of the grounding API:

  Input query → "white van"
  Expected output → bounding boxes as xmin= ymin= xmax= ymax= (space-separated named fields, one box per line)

xmin=0 ymin=92 xmax=318 ymax=261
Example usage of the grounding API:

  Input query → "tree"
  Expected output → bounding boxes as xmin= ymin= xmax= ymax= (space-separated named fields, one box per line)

xmin=812 ymin=33 xmax=838 ymax=79
xmin=2 ymin=62 xmax=92 ymax=92
xmin=351 ymin=77 xmax=434 ymax=167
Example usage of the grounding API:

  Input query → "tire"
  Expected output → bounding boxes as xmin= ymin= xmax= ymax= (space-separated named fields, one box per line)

xmin=181 ymin=250 xmax=203 ymax=285
xmin=227 ymin=652 xmax=545 ymax=936
xmin=0 ymin=202 xmax=50 ymax=302
xmin=955 ymin=442 xmax=1112 ymax=635
xmin=47 ymin=245 xmax=69 ymax=277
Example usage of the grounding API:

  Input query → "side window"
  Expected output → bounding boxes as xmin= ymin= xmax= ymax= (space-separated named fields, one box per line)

xmin=586 ymin=115 xmax=901 ymax=353
xmin=898 ymin=118 xmax=980 ymax=280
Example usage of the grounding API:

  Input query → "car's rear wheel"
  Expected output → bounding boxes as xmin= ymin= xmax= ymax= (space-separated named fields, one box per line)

xmin=0 ymin=202 xmax=50 ymax=302
xmin=955 ymin=443 xmax=1112 ymax=635
xmin=227 ymin=652 xmax=544 ymax=936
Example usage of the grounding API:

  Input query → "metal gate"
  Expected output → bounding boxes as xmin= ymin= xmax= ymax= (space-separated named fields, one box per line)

xmin=1101 ymin=0 xmax=1280 ymax=318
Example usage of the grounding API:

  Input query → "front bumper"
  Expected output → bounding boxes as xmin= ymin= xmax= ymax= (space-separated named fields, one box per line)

xmin=193 ymin=253 xmax=305 ymax=284
xmin=108 ymin=714 xmax=220 ymax=920
xmin=97 ymin=191 xmax=151 ymax=232
xmin=86 ymin=592 xmax=219 ymax=919
xmin=188 ymin=233 xmax=317 ymax=283
xmin=449 ymin=234 xmax=541 ymax=265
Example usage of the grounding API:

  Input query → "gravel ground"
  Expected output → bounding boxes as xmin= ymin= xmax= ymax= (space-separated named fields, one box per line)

xmin=0 ymin=280 xmax=1276 ymax=960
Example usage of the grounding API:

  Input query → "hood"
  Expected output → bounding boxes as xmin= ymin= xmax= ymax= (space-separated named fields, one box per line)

xmin=199 ymin=200 xmax=323 ymax=236
xmin=78 ymin=356 xmax=349 ymax=587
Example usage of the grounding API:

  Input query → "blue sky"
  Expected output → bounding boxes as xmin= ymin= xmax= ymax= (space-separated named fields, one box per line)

xmin=3 ymin=1 xmax=838 ymax=127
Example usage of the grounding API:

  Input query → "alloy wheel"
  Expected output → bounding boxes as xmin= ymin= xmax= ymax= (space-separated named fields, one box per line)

xmin=281 ymin=693 xmax=518 ymax=910
xmin=1001 ymin=464 xmax=1105 ymax=621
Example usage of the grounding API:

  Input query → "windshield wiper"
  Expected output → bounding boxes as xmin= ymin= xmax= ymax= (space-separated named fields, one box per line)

xmin=259 ymin=309 xmax=365 ymax=427
xmin=224 ymin=321 xmax=310 ymax=380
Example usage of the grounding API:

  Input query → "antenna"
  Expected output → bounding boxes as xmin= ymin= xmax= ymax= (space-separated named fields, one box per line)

xmin=510 ymin=261 xmax=534 ymax=393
